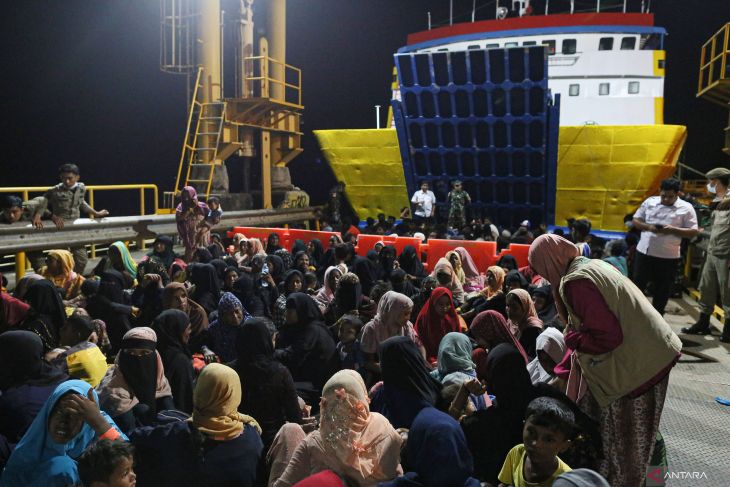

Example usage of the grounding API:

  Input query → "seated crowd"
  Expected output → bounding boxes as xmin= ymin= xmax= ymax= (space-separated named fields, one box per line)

xmin=0 ymin=201 xmax=681 ymax=487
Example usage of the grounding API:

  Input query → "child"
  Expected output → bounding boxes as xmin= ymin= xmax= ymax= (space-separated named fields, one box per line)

xmin=498 ymin=397 xmax=574 ymax=487
xmin=205 ymin=195 xmax=223 ymax=225
xmin=336 ymin=314 xmax=365 ymax=374
xmin=447 ymin=180 xmax=471 ymax=230
xmin=304 ymin=272 xmax=318 ymax=296
xmin=77 ymin=439 xmax=136 ymax=487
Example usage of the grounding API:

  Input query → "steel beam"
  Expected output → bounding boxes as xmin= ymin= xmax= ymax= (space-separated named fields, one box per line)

xmin=0 ymin=207 xmax=320 ymax=254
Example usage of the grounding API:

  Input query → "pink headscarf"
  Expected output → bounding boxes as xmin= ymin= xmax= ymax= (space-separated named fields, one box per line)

xmin=469 ymin=310 xmax=529 ymax=364
xmin=315 ymin=266 xmax=341 ymax=312
xmin=430 ymin=258 xmax=465 ymax=303
xmin=371 ymin=291 xmax=414 ymax=335
xmin=528 ymin=234 xmax=580 ymax=321
xmin=506 ymin=288 xmax=543 ymax=335
xmin=455 ymin=247 xmax=485 ymax=291
xmin=247 ymin=238 xmax=266 ymax=257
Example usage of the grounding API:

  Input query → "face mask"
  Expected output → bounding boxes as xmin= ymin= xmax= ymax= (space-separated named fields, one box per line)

xmin=708 ymin=183 xmax=717 ymax=194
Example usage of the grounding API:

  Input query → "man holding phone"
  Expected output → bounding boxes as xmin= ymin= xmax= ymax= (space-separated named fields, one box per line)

xmin=631 ymin=178 xmax=699 ymax=315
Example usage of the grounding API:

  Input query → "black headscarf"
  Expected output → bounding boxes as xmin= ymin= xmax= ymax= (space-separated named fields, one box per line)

xmin=309 ymin=239 xmax=325 ymax=267
xmin=86 ymin=271 xmax=132 ymax=354
xmin=223 ymin=266 xmax=240 ymax=292
xmin=23 ymin=280 xmax=66 ymax=335
xmin=232 ymin=273 xmax=265 ymax=317
xmin=292 ymin=251 xmax=310 ymax=274
xmin=281 ymin=269 xmax=304 ymax=296
xmin=266 ymin=254 xmax=285 ymax=284
xmin=496 ymin=254 xmax=518 ymax=272
xmin=379 ymin=245 xmax=398 ymax=281
xmin=117 ymin=333 xmax=158 ymax=413
xmin=291 ymin=239 xmax=307 ymax=255
xmin=234 ymin=318 xmax=274 ymax=373
xmin=333 ymin=274 xmax=362 ymax=318
xmin=275 ymin=248 xmax=293 ymax=271
xmin=485 ymin=343 xmax=535 ymax=412
xmin=285 ymin=292 xmax=323 ymax=326
xmin=148 ymin=235 xmax=176 ymax=269
xmin=137 ymin=258 xmax=171 ymax=287
xmin=377 ymin=336 xmax=442 ymax=428
xmin=399 ymin=245 xmax=425 ymax=277
xmin=98 ymin=270 xmax=127 ymax=304
xmin=391 ymin=268 xmax=416 ymax=297
xmin=266 ymin=233 xmax=283 ymax=254
xmin=350 ymin=253 xmax=378 ymax=296
xmin=194 ymin=247 xmax=213 ymax=264
xmin=0 ymin=330 xmax=67 ymax=391
xmin=505 ymin=270 xmax=529 ymax=290
xmin=188 ymin=263 xmax=221 ymax=314
xmin=209 ymin=259 xmax=228 ymax=284
xmin=154 ymin=309 xmax=192 ymax=359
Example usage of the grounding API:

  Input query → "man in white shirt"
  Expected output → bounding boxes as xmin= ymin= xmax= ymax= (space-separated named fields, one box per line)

xmin=411 ymin=181 xmax=436 ymax=225
xmin=632 ymin=178 xmax=699 ymax=315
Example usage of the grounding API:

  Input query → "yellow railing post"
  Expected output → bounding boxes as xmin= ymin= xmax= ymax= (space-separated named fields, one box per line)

xmin=88 ymin=189 xmax=96 ymax=258
xmin=14 ymin=252 xmax=26 ymax=280
xmin=139 ymin=188 xmax=147 ymax=249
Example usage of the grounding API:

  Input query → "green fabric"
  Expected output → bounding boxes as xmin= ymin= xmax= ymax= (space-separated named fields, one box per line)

xmin=111 ymin=241 xmax=138 ymax=276
xmin=433 ymin=332 xmax=474 ymax=379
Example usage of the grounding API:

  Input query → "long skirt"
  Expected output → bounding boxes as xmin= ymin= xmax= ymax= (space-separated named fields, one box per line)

xmin=579 ymin=374 xmax=669 ymax=487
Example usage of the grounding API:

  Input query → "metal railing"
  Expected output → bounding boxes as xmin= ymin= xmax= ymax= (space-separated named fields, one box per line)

xmin=697 ymin=22 xmax=730 ymax=103
xmin=0 ymin=184 xmax=159 ymax=277
xmin=245 ymin=54 xmax=302 ymax=108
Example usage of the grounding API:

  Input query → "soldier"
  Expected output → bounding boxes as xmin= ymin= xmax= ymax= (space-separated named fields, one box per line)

xmin=447 ymin=179 xmax=471 ymax=230
xmin=682 ymin=167 xmax=730 ymax=342
xmin=32 ymin=163 xmax=110 ymax=274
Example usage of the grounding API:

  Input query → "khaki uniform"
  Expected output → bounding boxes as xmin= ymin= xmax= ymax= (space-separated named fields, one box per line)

xmin=1 ymin=197 xmax=48 ymax=270
xmin=698 ymin=200 xmax=730 ymax=316
xmin=36 ymin=183 xmax=94 ymax=274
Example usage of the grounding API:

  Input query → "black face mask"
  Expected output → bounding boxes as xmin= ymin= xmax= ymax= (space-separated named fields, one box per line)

xmin=118 ymin=347 xmax=158 ymax=413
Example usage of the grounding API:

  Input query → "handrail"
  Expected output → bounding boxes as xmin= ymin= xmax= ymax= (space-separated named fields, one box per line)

xmin=175 ymin=66 xmax=205 ymax=195
xmin=244 ymin=54 xmax=302 ymax=107
xmin=697 ymin=22 xmax=730 ymax=98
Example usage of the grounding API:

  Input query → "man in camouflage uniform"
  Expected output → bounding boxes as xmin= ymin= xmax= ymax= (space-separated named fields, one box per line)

xmin=32 ymin=163 xmax=109 ymax=274
xmin=447 ymin=180 xmax=471 ymax=230
xmin=682 ymin=167 xmax=730 ymax=342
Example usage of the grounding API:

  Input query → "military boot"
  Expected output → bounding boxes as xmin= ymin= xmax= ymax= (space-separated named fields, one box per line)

xmin=681 ymin=313 xmax=711 ymax=335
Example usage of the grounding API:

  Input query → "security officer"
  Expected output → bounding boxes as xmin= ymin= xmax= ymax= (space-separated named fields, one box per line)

xmin=682 ymin=167 xmax=730 ymax=342
xmin=32 ymin=163 xmax=109 ymax=274
xmin=1 ymin=195 xmax=52 ymax=270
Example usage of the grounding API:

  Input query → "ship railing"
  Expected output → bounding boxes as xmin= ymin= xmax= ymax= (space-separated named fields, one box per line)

xmin=0 ymin=184 xmax=159 ymax=277
xmin=697 ymin=22 xmax=730 ymax=106
xmin=244 ymin=54 xmax=302 ymax=109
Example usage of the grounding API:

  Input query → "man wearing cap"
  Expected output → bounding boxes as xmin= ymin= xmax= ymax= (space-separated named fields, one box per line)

xmin=683 ymin=167 xmax=730 ymax=342
xmin=631 ymin=178 xmax=698 ymax=315
xmin=447 ymin=179 xmax=471 ymax=230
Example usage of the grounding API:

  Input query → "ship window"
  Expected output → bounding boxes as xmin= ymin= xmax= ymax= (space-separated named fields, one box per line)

xmin=486 ymin=43 xmax=499 ymax=49
xmin=628 ymin=81 xmax=640 ymax=94
xmin=598 ymin=37 xmax=614 ymax=51
xmin=562 ymin=39 xmax=577 ymax=54
xmin=505 ymin=42 xmax=518 ymax=48
xmin=621 ymin=37 xmax=636 ymax=50
xmin=599 ymin=83 xmax=610 ymax=96
xmin=542 ymin=40 xmax=556 ymax=55
xmin=468 ymin=45 xmax=481 ymax=50
xmin=569 ymin=84 xmax=580 ymax=96
xmin=523 ymin=41 xmax=537 ymax=46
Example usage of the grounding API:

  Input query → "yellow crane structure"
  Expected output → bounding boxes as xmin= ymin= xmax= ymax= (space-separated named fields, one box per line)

xmin=160 ymin=0 xmax=303 ymax=211
xmin=697 ymin=22 xmax=730 ymax=154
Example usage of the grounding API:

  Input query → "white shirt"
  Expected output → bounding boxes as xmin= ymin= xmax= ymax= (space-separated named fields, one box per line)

xmin=635 ymin=196 xmax=698 ymax=259
xmin=411 ymin=190 xmax=436 ymax=218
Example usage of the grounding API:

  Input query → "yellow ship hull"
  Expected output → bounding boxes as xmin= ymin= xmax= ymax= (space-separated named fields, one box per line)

xmin=315 ymin=124 xmax=686 ymax=232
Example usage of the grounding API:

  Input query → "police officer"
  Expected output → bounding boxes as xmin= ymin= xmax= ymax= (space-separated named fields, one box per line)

xmin=682 ymin=167 xmax=730 ymax=342
xmin=32 ymin=163 xmax=109 ymax=274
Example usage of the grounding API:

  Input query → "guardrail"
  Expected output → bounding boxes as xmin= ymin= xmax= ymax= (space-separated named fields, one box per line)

xmin=1 ymin=206 xmax=321 ymax=280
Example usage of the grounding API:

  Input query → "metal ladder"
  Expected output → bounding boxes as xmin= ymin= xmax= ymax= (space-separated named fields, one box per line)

xmin=173 ymin=67 xmax=227 ymax=203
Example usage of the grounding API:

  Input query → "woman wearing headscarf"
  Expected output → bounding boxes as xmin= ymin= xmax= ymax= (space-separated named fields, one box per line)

xmin=430 ymin=258 xmax=465 ymax=306
xmin=86 ymin=270 xmax=134 ymax=354
xmin=161 ymin=282 xmax=210 ymax=356
xmin=505 ymin=288 xmax=543 ymax=359
xmin=233 ymin=273 xmax=267 ymax=317
xmin=389 ymin=268 xmax=416 ymax=298
xmin=40 ymin=249 xmax=85 ymax=300
xmin=154 ymin=309 xmax=195 ymax=414
xmin=504 ymin=269 xmax=530 ymax=292
xmin=527 ymin=327 xmax=568 ymax=386
xmin=274 ymin=293 xmax=338 ymax=397
xmin=292 ymin=251 xmax=313 ymax=275
xmin=409 ymin=275 xmax=437 ymax=322
xmin=271 ymin=370 xmax=402 ymax=487
xmin=414 ymin=287 xmax=465 ymax=364
xmin=0 ymin=291 xmax=30 ymax=333
xmin=370 ymin=336 xmax=443 ymax=430
xmin=223 ymin=266 xmax=240 ymax=293
xmin=176 ymin=186 xmax=209 ymax=262
xmin=455 ymin=247 xmax=485 ymax=292
xmin=247 ymin=237 xmax=267 ymax=261
xmin=1 ymin=380 xmax=125 ymax=487
xmin=377 ymin=245 xmax=398 ymax=282
xmin=12 ymin=273 xmax=43 ymax=301
xmin=145 ymin=235 xmax=178 ymax=275
xmin=207 ymin=292 xmax=251 ymax=363
xmin=267 ymin=253 xmax=286 ymax=285
xmin=0 ymin=331 xmax=68 ymax=449
xmin=267 ymin=232 xmax=283 ymax=254
xmin=445 ymin=250 xmax=466 ymax=286
xmin=496 ymin=254 xmax=518 ymax=273
xmin=531 ymin=284 xmax=563 ymax=329
xmin=361 ymin=291 xmax=422 ymax=380
xmin=461 ymin=266 xmax=507 ymax=321
xmin=429 ymin=332 xmax=487 ymax=411
xmin=314 ymin=266 xmax=341 ymax=315
xmin=192 ymin=247 xmax=214 ymax=264
xmin=232 ymin=318 xmax=302 ymax=449
xmin=379 ymin=404 xmax=480 ymax=487
xmin=308 ymin=239 xmax=325 ymax=272
xmin=132 ymin=258 xmax=169 ymax=328
xmin=235 ymin=237 xmax=251 ymax=266
xmin=209 ymin=257 xmax=228 ymax=285
xmin=275 ymin=247 xmax=294 ymax=271
xmin=93 ymin=241 xmax=138 ymax=281
xmin=468 ymin=310 xmax=528 ymax=381
xmin=187 ymin=262 xmax=222 ymax=315
xmin=273 ymin=270 xmax=305 ymax=329
xmin=398 ymin=245 xmax=425 ymax=281
xmin=96 ymin=327 xmax=174 ymax=433
xmin=22 ymin=279 xmax=67 ymax=351
xmin=529 ymin=234 xmax=681 ymax=486
xmin=50 ymin=313 xmax=108 ymax=387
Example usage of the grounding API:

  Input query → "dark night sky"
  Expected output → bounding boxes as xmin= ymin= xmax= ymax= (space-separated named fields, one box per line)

xmin=1 ymin=1 xmax=729 ymax=211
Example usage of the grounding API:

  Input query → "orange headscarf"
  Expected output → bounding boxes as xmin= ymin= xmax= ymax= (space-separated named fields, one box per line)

xmin=528 ymin=234 xmax=580 ymax=321
xmin=506 ymin=288 xmax=542 ymax=335
xmin=481 ymin=265 xmax=505 ymax=299
xmin=41 ymin=249 xmax=84 ymax=298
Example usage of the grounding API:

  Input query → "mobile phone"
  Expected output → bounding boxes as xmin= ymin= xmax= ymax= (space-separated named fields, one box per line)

xmin=654 ymin=224 xmax=664 ymax=230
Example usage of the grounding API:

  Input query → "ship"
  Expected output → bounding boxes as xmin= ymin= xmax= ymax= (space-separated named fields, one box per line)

xmin=314 ymin=0 xmax=686 ymax=231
